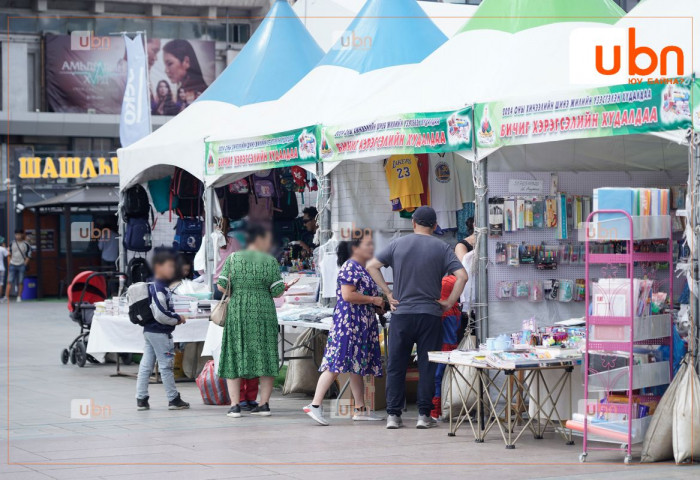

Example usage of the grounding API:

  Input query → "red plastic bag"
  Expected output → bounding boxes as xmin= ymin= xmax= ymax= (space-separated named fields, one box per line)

xmin=196 ymin=360 xmax=230 ymax=405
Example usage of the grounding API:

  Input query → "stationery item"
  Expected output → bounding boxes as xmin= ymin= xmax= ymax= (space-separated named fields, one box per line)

xmin=507 ymin=243 xmax=520 ymax=266
xmin=495 ymin=242 xmax=507 ymax=264
xmin=529 ymin=281 xmax=544 ymax=302
xmin=504 ymin=197 xmax=516 ymax=232
xmin=516 ymin=197 xmax=525 ymax=229
xmin=533 ymin=199 xmax=545 ymax=228
xmin=546 ymin=280 xmax=560 ymax=301
xmin=514 ymin=281 xmax=530 ymax=298
xmin=497 ymin=281 xmax=513 ymax=299
xmin=558 ymin=279 xmax=574 ymax=302
xmin=524 ymin=198 xmax=534 ymax=227
xmin=545 ymin=196 xmax=558 ymax=228
xmin=488 ymin=197 xmax=504 ymax=237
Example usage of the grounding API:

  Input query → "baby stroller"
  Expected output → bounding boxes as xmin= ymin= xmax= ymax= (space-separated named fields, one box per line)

xmin=61 ymin=271 xmax=120 ymax=367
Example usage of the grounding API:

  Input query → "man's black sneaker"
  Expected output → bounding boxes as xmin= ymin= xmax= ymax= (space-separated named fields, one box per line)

xmin=168 ymin=394 xmax=190 ymax=410
xmin=250 ymin=403 xmax=271 ymax=416
xmin=136 ymin=396 xmax=150 ymax=411
xmin=240 ymin=401 xmax=258 ymax=412
xmin=227 ymin=405 xmax=242 ymax=418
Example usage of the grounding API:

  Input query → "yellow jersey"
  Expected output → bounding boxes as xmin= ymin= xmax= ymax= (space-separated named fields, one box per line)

xmin=385 ymin=154 xmax=423 ymax=210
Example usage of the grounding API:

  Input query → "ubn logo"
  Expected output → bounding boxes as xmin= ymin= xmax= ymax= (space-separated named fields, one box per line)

xmin=569 ymin=25 xmax=690 ymax=85
xmin=333 ymin=222 xmax=372 ymax=240
xmin=71 ymin=399 xmax=111 ymax=419
xmin=71 ymin=31 xmax=111 ymax=51
xmin=71 ymin=222 xmax=111 ymax=242
xmin=335 ymin=30 xmax=373 ymax=51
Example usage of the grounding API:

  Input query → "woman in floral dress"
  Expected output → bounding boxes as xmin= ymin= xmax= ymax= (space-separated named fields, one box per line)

xmin=304 ymin=232 xmax=385 ymax=425
xmin=217 ymin=225 xmax=285 ymax=418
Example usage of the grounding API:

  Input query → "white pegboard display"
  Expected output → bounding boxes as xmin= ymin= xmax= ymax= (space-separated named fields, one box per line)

xmin=486 ymin=171 xmax=687 ymax=305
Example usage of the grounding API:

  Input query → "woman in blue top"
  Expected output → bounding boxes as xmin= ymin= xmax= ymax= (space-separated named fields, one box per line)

xmin=304 ymin=232 xmax=384 ymax=425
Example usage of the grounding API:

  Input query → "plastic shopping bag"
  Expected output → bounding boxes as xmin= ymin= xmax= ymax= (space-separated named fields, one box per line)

xmin=196 ymin=360 xmax=230 ymax=405
xmin=441 ymin=333 xmax=478 ymax=417
xmin=673 ymin=358 xmax=700 ymax=464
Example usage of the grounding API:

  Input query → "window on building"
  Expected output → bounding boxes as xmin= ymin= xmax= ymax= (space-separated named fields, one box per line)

xmin=228 ymin=23 xmax=250 ymax=44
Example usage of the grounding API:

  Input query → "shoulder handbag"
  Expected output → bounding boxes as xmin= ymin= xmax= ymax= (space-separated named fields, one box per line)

xmin=210 ymin=255 xmax=232 ymax=327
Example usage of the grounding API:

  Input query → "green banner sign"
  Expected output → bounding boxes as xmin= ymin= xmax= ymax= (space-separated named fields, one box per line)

xmin=205 ymin=126 xmax=318 ymax=176
xmin=475 ymin=77 xmax=694 ymax=149
xmin=320 ymin=107 xmax=473 ymax=162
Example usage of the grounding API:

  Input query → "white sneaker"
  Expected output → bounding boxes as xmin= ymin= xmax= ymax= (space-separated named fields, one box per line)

xmin=303 ymin=404 xmax=329 ymax=426
xmin=352 ymin=409 xmax=384 ymax=421
xmin=416 ymin=414 xmax=438 ymax=429
xmin=386 ymin=414 xmax=403 ymax=429
xmin=16 ymin=297 xmax=21 ymax=303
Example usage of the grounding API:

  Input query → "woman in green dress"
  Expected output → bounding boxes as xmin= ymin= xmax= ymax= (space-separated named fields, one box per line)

xmin=217 ymin=224 xmax=285 ymax=418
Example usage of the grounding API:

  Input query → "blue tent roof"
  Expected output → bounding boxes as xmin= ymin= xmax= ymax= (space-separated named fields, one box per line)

xmin=196 ymin=1 xmax=323 ymax=106
xmin=319 ymin=0 xmax=447 ymax=74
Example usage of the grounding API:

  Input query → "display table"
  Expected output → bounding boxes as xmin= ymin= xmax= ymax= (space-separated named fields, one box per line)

xmin=431 ymin=352 xmax=580 ymax=449
xmin=87 ymin=313 xmax=211 ymax=355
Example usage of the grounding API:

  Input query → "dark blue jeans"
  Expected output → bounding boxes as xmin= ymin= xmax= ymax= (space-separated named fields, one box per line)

xmin=386 ymin=313 xmax=442 ymax=417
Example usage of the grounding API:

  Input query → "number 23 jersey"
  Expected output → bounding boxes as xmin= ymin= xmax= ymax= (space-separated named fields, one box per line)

xmin=384 ymin=154 xmax=424 ymax=211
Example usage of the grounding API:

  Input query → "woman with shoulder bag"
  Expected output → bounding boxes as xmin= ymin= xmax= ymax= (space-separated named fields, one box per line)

xmin=215 ymin=224 xmax=288 ymax=418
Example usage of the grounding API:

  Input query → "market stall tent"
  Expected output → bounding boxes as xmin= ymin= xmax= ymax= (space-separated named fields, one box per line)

xmin=205 ymin=0 xmax=449 ymax=185
xmin=117 ymin=0 xmax=323 ymax=190
xmin=292 ymin=0 xmax=475 ymax=50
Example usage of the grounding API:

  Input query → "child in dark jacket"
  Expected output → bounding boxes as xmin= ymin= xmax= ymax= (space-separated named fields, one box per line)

xmin=135 ymin=251 xmax=190 ymax=411
xmin=431 ymin=275 xmax=462 ymax=419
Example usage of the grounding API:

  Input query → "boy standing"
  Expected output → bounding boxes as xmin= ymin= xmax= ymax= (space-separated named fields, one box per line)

xmin=5 ymin=230 xmax=31 ymax=302
xmin=135 ymin=251 xmax=190 ymax=411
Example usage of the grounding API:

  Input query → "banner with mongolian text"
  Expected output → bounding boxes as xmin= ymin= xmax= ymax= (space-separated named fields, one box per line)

xmin=205 ymin=126 xmax=319 ymax=176
xmin=475 ymin=77 xmax=694 ymax=149
xmin=319 ymin=107 xmax=473 ymax=162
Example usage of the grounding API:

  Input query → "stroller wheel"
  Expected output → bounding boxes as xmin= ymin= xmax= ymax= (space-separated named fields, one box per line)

xmin=74 ymin=341 xmax=87 ymax=367
xmin=70 ymin=348 xmax=77 ymax=364
xmin=61 ymin=349 xmax=70 ymax=365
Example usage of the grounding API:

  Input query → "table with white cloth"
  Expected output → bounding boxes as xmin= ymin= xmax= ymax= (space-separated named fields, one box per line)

xmin=87 ymin=312 xmax=211 ymax=376
xmin=430 ymin=351 xmax=580 ymax=449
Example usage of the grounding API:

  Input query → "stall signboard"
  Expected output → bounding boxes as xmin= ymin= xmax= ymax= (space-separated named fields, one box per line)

xmin=205 ymin=126 xmax=318 ymax=175
xmin=319 ymin=107 xmax=473 ymax=162
xmin=475 ymin=77 xmax=694 ymax=149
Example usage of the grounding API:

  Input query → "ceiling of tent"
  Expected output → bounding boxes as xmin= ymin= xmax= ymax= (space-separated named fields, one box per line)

xmin=486 ymin=134 xmax=688 ymax=172
xmin=117 ymin=0 xmax=323 ymax=189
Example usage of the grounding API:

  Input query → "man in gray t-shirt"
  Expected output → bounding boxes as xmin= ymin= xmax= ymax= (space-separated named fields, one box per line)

xmin=368 ymin=206 xmax=467 ymax=429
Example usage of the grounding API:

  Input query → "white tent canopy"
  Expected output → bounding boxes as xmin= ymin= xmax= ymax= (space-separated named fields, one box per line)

xmin=205 ymin=0 xmax=451 ymax=187
xmin=117 ymin=0 xmax=323 ymax=190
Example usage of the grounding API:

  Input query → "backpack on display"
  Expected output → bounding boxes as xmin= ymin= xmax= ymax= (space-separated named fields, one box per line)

xmin=127 ymin=282 xmax=154 ymax=326
xmin=148 ymin=176 xmax=176 ymax=213
xmin=173 ymin=217 xmax=203 ymax=252
xmin=170 ymin=167 xmax=203 ymax=217
xmin=274 ymin=190 xmax=299 ymax=221
xmin=122 ymin=184 xmax=150 ymax=219
xmin=123 ymin=217 xmax=152 ymax=252
xmin=175 ymin=197 xmax=203 ymax=218
xmin=251 ymin=170 xmax=276 ymax=198
xmin=126 ymin=257 xmax=152 ymax=285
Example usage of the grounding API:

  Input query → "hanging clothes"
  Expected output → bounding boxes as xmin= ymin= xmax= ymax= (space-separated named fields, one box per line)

xmin=428 ymin=154 xmax=461 ymax=229
xmin=385 ymin=154 xmax=424 ymax=212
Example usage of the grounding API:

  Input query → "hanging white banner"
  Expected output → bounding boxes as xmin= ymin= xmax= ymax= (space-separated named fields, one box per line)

xmin=119 ymin=34 xmax=151 ymax=147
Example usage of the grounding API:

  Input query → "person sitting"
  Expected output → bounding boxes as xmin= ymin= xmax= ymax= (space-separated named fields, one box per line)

xmin=299 ymin=206 xmax=318 ymax=253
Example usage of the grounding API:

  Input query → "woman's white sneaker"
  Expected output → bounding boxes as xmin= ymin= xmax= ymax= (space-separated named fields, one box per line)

xmin=303 ymin=404 xmax=329 ymax=426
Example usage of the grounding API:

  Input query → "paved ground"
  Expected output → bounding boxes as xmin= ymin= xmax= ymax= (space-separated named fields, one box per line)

xmin=0 ymin=301 xmax=697 ymax=479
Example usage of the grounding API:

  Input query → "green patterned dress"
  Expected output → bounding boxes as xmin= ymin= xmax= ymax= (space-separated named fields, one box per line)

xmin=217 ymin=250 xmax=285 ymax=379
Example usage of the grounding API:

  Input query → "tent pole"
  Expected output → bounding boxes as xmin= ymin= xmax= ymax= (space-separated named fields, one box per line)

xmin=118 ymin=192 xmax=126 ymax=277
xmin=204 ymin=187 xmax=214 ymax=291
xmin=692 ymin=132 xmax=700 ymax=368
xmin=473 ymin=157 xmax=489 ymax=341
xmin=317 ymin=162 xmax=332 ymax=245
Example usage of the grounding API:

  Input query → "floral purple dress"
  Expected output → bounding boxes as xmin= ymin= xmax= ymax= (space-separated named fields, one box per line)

xmin=319 ymin=259 xmax=383 ymax=376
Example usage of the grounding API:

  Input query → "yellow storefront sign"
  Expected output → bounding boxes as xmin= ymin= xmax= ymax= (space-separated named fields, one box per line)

xmin=18 ymin=156 xmax=119 ymax=179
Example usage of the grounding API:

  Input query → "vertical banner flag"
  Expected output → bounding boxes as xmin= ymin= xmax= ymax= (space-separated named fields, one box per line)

xmin=120 ymin=34 xmax=151 ymax=147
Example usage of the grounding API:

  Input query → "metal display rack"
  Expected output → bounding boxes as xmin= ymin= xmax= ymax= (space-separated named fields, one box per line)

xmin=580 ymin=210 xmax=674 ymax=464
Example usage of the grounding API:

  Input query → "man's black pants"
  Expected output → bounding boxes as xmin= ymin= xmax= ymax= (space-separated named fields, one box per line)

xmin=386 ymin=313 xmax=442 ymax=417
